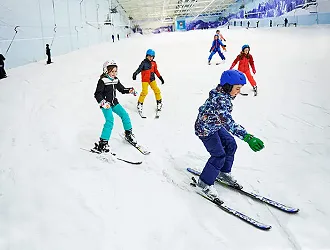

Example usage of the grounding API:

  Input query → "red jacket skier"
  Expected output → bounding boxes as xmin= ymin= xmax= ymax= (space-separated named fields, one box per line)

xmin=230 ymin=44 xmax=258 ymax=96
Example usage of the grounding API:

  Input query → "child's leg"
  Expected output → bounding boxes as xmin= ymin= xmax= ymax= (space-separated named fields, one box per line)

xmin=138 ymin=82 xmax=149 ymax=103
xmin=100 ymin=108 xmax=114 ymax=140
xmin=199 ymin=132 xmax=226 ymax=185
xmin=244 ymin=71 xmax=256 ymax=87
xmin=208 ymin=51 xmax=216 ymax=61
xmin=217 ymin=127 xmax=237 ymax=173
xmin=217 ymin=50 xmax=226 ymax=60
xmin=112 ymin=104 xmax=132 ymax=131
xmin=149 ymin=80 xmax=162 ymax=101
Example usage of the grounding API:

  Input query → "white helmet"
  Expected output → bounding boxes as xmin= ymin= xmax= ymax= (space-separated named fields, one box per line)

xmin=103 ymin=60 xmax=117 ymax=73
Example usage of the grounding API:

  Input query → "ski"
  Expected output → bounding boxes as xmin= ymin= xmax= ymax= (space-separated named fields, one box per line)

xmin=155 ymin=109 xmax=161 ymax=119
xmin=190 ymin=177 xmax=271 ymax=230
xmin=138 ymin=111 xmax=147 ymax=118
xmin=119 ymin=134 xmax=151 ymax=155
xmin=187 ymin=168 xmax=299 ymax=213
xmin=253 ymin=87 xmax=258 ymax=96
xmin=80 ymin=148 xmax=142 ymax=165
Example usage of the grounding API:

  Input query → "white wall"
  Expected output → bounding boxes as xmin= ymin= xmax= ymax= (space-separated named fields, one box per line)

xmin=0 ymin=0 xmax=130 ymax=69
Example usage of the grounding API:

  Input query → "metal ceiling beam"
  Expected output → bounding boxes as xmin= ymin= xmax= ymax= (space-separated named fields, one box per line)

xmin=191 ymin=0 xmax=225 ymax=21
xmin=118 ymin=0 xmax=234 ymax=21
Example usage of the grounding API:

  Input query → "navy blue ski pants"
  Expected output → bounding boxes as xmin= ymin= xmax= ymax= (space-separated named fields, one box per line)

xmin=199 ymin=127 xmax=237 ymax=186
xmin=208 ymin=49 xmax=225 ymax=61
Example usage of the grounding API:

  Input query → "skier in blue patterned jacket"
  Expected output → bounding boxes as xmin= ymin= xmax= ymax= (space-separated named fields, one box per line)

xmin=194 ymin=69 xmax=265 ymax=199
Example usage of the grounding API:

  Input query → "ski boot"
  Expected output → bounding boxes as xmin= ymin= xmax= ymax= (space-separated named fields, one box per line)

xmin=156 ymin=99 xmax=163 ymax=111
xmin=253 ymin=86 xmax=258 ymax=96
xmin=217 ymin=172 xmax=243 ymax=189
xmin=92 ymin=138 xmax=110 ymax=153
xmin=125 ymin=129 xmax=137 ymax=145
xmin=197 ymin=178 xmax=218 ymax=199
xmin=137 ymin=102 xmax=145 ymax=118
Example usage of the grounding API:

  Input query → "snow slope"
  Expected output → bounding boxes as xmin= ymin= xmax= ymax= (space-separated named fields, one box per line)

xmin=1 ymin=26 xmax=330 ymax=250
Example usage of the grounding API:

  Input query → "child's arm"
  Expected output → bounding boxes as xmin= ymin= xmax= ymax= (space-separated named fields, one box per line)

xmin=116 ymin=79 xmax=137 ymax=96
xmin=217 ymin=100 xmax=247 ymax=140
xmin=94 ymin=79 xmax=105 ymax=104
xmin=218 ymin=39 xmax=225 ymax=46
xmin=132 ymin=61 xmax=144 ymax=80
xmin=115 ymin=79 xmax=131 ymax=94
xmin=229 ymin=55 xmax=240 ymax=69
xmin=154 ymin=62 xmax=164 ymax=84
xmin=220 ymin=34 xmax=226 ymax=41
xmin=249 ymin=54 xmax=256 ymax=74
xmin=209 ymin=40 xmax=216 ymax=52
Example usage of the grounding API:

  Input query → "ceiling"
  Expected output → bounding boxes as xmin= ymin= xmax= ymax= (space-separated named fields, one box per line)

xmin=117 ymin=0 xmax=237 ymax=22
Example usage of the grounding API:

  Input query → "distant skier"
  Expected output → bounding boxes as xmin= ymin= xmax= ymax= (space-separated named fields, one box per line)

xmin=194 ymin=69 xmax=264 ymax=198
xmin=230 ymin=44 xmax=258 ymax=96
xmin=46 ymin=44 xmax=52 ymax=64
xmin=284 ymin=18 xmax=288 ymax=27
xmin=93 ymin=60 xmax=138 ymax=153
xmin=216 ymin=29 xmax=227 ymax=52
xmin=0 ymin=53 xmax=7 ymax=79
xmin=132 ymin=49 xmax=164 ymax=117
xmin=208 ymin=34 xmax=226 ymax=65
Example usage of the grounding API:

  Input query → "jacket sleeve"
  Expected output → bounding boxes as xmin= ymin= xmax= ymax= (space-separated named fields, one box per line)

xmin=115 ymin=79 xmax=130 ymax=94
xmin=249 ymin=55 xmax=256 ymax=72
xmin=94 ymin=79 xmax=105 ymax=103
xmin=217 ymin=99 xmax=247 ymax=140
xmin=210 ymin=41 xmax=216 ymax=52
xmin=0 ymin=54 xmax=5 ymax=60
xmin=230 ymin=55 xmax=240 ymax=69
xmin=218 ymin=39 xmax=225 ymax=46
xmin=134 ymin=60 xmax=145 ymax=75
xmin=154 ymin=62 xmax=161 ymax=78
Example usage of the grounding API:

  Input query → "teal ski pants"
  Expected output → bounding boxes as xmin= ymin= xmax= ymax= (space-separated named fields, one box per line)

xmin=100 ymin=104 xmax=132 ymax=140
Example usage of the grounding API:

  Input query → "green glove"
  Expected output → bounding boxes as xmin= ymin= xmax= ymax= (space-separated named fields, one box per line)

xmin=243 ymin=134 xmax=264 ymax=152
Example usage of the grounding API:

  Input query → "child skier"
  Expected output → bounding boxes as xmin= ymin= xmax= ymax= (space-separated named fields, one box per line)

xmin=208 ymin=34 xmax=226 ymax=65
xmin=230 ymin=44 xmax=257 ymax=96
xmin=132 ymin=49 xmax=164 ymax=116
xmin=215 ymin=30 xmax=227 ymax=52
xmin=93 ymin=60 xmax=138 ymax=153
xmin=194 ymin=69 xmax=264 ymax=199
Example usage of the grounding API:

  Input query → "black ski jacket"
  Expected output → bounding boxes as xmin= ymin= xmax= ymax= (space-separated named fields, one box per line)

xmin=94 ymin=76 xmax=131 ymax=107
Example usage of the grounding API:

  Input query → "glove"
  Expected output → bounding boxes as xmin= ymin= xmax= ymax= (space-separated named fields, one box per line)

xmin=223 ymin=44 xmax=227 ymax=47
xmin=209 ymin=49 xmax=212 ymax=53
xmin=159 ymin=76 xmax=164 ymax=85
xmin=129 ymin=87 xmax=138 ymax=96
xmin=99 ymin=99 xmax=110 ymax=109
xmin=132 ymin=72 xmax=137 ymax=80
xmin=243 ymin=134 xmax=264 ymax=152
xmin=252 ymin=69 xmax=256 ymax=74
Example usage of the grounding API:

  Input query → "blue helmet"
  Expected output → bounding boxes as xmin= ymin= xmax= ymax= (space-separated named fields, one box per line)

xmin=220 ymin=69 xmax=246 ymax=86
xmin=242 ymin=44 xmax=250 ymax=51
xmin=146 ymin=49 xmax=155 ymax=57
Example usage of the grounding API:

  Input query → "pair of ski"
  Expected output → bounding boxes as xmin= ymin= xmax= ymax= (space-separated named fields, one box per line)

xmin=138 ymin=109 xmax=161 ymax=119
xmin=187 ymin=167 xmax=299 ymax=230
xmin=82 ymin=135 xmax=150 ymax=165
xmin=240 ymin=89 xmax=257 ymax=96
